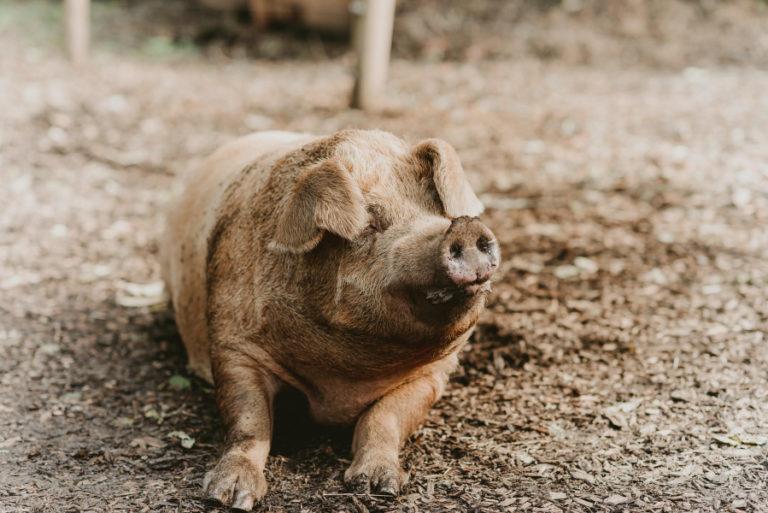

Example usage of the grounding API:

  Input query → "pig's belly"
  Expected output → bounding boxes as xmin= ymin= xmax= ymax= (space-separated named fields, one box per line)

xmin=304 ymin=376 xmax=408 ymax=425
xmin=250 ymin=345 xmax=445 ymax=425
xmin=244 ymin=345 xmax=400 ymax=424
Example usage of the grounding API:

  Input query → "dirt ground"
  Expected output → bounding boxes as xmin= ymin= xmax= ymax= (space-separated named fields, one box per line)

xmin=2 ymin=1 xmax=768 ymax=512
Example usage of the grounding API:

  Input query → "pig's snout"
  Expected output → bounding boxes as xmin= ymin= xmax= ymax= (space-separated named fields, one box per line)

xmin=442 ymin=216 xmax=499 ymax=291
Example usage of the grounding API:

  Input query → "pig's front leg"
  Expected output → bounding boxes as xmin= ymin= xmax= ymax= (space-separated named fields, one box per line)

xmin=203 ymin=350 xmax=279 ymax=511
xmin=344 ymin=359 xmax=454 ymax=495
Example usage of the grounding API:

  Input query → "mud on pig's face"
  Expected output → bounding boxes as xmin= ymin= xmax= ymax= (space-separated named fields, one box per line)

xmin=269 ymin=134 xmax=500 ymax=339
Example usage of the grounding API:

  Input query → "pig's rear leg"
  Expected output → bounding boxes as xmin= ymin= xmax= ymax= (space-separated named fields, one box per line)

xmin=344 ymin=359 xmax=454 ymax=495
xmin=203 ymin=350 xmax=280 ymax=510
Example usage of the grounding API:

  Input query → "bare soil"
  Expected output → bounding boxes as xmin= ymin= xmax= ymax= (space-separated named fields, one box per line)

xmin=1 ymin=1 xmax=768 ymax=512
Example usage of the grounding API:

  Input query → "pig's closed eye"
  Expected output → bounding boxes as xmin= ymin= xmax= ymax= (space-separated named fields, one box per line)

xmin=362 ymin=215 xmax=389 ymax=237
xmin=359 ymin=219 xmax=378 ymax=238
xmin=366 ymin=218 xmax=384 ymax=234
xmin=364 ymin=205 xmax=390 ymax=236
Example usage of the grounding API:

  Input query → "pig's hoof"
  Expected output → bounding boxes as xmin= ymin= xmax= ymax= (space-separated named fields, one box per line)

xmin=344 ymin=459 xmax=406 ymax=496
xmin=203 ymin=453 xmax=267 ymax=511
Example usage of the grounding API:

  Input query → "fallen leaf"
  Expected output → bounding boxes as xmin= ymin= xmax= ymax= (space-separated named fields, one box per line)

xmin=605 ymin=495 xmax=629 ymax=505
xmin=114 ymin=417 xmax=135 ymax=427
xmin=712 ymin=435 xmax=739 ymax=447
xmin=670 ymin=389 xmax=694 ymax=402
xmin=115 ymin=280 xmax=165 ymax=308
xmin=603 ymin=407 xmax=629 ymax=430
xmin=713 ymin=433 xmax=768 ymax=447
xmin=168 ymin=375 xmax=191 ymax=391
xmin=616 ymin=400 xmax=641 ymax=413
xmin=144 ymin=409 xmax=162 ymax=423
xmin=515 ymin=452 xmax=536 ymax=466
xmin=731 ymin=434 xmax=767 ymax=446
xmin=574 ymin=256 xmax=599 ymax=273
xmin=705 ymin=471 xmax=728 ymax=484
xmin=130 ymin=436 xmax=166 ymax=449
xmin=548 ymin=423 xmax=567 ymax=440
xmin=168 ymin=430 xmax=195 ymax=449
xmin=115 ymin=295 xmax=165 ymax=308
xmin=570 ymin=469 xmax=595 ymax=484
xmin=61 ymin=392 xmax=82 ymax=402
xmin=554 ymin=265 xmax=580 ymax=279
xmin=38 ymin=343 xmax=60 ymax=355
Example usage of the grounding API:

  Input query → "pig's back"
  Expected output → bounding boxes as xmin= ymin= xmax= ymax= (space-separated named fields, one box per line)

xmin=161 ymin=131 xmax=315 ymax=382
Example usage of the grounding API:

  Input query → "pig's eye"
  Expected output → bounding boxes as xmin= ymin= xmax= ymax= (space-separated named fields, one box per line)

xmin=366 ymin=218 xmax=384 ymax=235
xmin=364 ymin=205 xmax=389 ymax=236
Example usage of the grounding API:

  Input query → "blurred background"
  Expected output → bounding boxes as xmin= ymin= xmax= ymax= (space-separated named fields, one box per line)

xmin=9 ymin=0 xmax=768 ymax=64
xmin=2 ymin=1 xmax=768 ymax=512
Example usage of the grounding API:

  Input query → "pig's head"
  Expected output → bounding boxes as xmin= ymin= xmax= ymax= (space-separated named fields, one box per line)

xmin=268 ymin=130 xmax=500 ymax=346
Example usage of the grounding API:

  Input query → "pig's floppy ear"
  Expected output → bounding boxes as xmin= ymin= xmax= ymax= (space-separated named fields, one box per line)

xmin=413 ymin=139 xmax=484 ymax=218
xmin=269 ymin=158 xmax=368 ymax=253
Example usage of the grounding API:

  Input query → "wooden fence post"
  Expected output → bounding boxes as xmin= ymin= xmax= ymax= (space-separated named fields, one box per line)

xmin=65 ymin=0 xmax=90 ymax=63
xmin=350 ymin=0 xmax=396 ymax=109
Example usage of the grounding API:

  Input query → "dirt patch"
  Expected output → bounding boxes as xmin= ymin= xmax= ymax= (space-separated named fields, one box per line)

xmin=2 ymin=1 xmax=768 ymax=512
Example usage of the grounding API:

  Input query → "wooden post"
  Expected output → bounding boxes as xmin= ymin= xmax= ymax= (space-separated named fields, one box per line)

xmin=248 ymin=0 xmax=269 ymax=27
xmin=350 ymin=0 xmax=396 ymax=109
xmin=65 ymin=0 xmax=90 ymax=63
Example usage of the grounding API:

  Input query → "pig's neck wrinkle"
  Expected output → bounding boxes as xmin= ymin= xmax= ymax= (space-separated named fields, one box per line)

xmin=303 ymin=321 xmax=465 ymax=379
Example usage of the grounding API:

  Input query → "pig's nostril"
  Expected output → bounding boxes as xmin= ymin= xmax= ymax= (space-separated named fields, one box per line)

xmin=449 ymin=242 xmax=463 ymax=259
xmin=476 ymin=236 xmax=491 ymax=254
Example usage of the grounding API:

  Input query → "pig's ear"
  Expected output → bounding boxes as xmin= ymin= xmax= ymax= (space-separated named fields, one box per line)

xmin=413 ymin=139 xmax=484 ymax=218
xmin=269 ymin=159 xmax=368 ymax=253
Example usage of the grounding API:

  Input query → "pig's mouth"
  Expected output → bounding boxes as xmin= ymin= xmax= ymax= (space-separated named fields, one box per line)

xmin=386 ymin=280 xmax=490 ymax=323
xmin=424 ymin=281 xmax=489 ymax=304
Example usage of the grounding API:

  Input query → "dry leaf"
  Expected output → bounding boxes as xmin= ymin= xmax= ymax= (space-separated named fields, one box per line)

xmin=130 ymin=436 xmax=166 ymax=449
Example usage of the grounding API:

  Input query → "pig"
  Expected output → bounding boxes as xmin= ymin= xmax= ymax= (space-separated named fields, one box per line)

xmin=160 ymin=129 xmax=500 ymax=510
